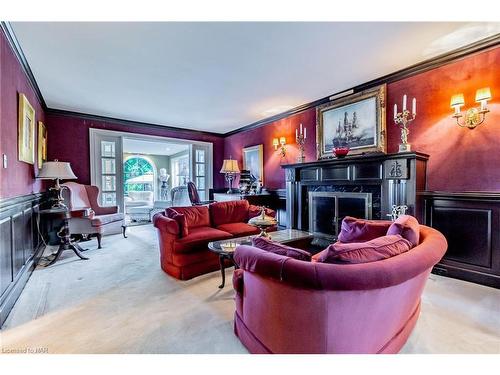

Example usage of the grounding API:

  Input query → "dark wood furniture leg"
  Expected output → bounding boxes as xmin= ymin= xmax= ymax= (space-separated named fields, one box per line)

xmin=96 ymin=233 xmax=102 ymax=249
xmin=46 ymin=213 xmax=89 ymax=266
xmin=122 ymin=225 xmax=127 ymax=238
xmin=218 ymin=254 xmax=226 ymax=289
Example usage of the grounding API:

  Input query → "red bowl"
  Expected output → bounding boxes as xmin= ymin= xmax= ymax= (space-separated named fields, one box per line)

xmin=334 ymin=147 xmax=350 ymax=158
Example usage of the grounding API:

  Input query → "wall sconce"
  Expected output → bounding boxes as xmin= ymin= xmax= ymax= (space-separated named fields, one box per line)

xmin=450 ymin=87 xmax=492 ymax=129
xmin=273 ymin=137 xmax=286 ymax=158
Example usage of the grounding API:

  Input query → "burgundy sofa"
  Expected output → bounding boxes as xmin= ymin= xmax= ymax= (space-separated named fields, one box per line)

xmin=153 ymin=200 xmax=276 ymax=280
xmin=232 ymin=225 xmax=447 ymax=354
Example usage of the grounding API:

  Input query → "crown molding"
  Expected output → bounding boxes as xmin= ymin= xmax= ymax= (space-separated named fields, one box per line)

xmin=2 ymin=21 xmax=498 ymax=138
xmin=1 ymin=21 xmax=47 ymax=109
xmin=224 ymin=33 xmax=500 ymax=137
xmin=46 ymin=108 xmax=224 ymax=138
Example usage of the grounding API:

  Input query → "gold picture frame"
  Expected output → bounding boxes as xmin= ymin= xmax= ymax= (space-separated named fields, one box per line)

xmin=242 ymin=144 xmax=264 ymax=184
xmin=316 ymin=84 xmax=386 ymax=159
xmin=18 ymin=93 xmax=36 ymax=164
xmin=38 ymin=121 xmax=48 ymax=168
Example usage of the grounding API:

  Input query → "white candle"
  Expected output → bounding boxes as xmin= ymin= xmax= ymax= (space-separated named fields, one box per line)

xmin=304 ymin=127 xmax=307 ymax=139
xmin=296 ymin=128 xmax=298 ymax=139
xmin=403 ymin=95 xmax=407 ymax=111
xmin=412 ymin=98 xmax=416 ymax=116
xmin=300 ymin=123 xmax=303 ymax=135
xmin=394 ymin=104 xmax=397 ymax=120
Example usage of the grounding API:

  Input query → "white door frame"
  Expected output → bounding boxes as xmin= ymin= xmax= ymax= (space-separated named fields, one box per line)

xmin=89 ymin=128 xmax=214 ymax=203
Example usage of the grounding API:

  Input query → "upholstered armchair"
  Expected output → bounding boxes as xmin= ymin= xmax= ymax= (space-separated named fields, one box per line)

xmin=62 ymin=182 xmax=127 ymax=248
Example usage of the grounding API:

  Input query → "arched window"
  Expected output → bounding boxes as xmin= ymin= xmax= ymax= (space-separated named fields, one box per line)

xmin=124 ymin=156 xmax=155 ymax=196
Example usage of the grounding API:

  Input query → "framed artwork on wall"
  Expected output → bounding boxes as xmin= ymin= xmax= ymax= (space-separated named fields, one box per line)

xmin=38 ymin=121 xmax=48 ymax=168
xmin=242 ymin=144 xmax=264 ymax=185
xmin=18 ymin=93 xmax=36 ymax=164
xmin=316 ymin=84 xmax=386 ymax=159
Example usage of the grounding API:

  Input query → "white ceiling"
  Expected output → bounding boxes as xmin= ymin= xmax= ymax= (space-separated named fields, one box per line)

xmin=11 ymin=22 xmax=500 ymax=134
xmin=123 ymin=138 xmax=188 ymax=156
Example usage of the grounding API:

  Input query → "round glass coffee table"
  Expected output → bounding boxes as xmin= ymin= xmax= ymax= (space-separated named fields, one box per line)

xmin=208 ymin=237 xmax=252 ymax=289
xmin=208 ymin=229 xmax=314 ymax=289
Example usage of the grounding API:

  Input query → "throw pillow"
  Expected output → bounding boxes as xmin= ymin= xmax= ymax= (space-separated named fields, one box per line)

xmin=316 ymin=234 xmax=412 ymax=264
xmin=165 ymin=208 xmax=189 ymax=238
xmin=252 ymin=236 xmax=312 ymax=261
xmin=387 ymin=215 xmax=420 ymax=247
xmin=338 ymin=216 xmax=393 ymax=243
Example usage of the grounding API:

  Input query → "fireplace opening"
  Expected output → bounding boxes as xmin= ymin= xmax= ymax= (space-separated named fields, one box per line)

xmin=308 ymin=192 xmax=372 ymax=239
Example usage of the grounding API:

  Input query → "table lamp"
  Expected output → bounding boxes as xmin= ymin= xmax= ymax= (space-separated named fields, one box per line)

xmin=220 ymin=157 xmax=240 ymax=193
xmin=37 ymin=159 xmax=77 ymax=208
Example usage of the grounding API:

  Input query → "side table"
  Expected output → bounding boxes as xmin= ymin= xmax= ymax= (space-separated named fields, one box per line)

xmin=38 ymin=207 xmax=90 ymax=266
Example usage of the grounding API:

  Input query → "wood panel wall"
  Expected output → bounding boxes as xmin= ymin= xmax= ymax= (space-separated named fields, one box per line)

xmin=0 ymin=193 xmax=46 ymax=326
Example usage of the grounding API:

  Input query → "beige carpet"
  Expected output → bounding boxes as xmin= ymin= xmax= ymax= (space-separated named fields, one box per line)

xmin=1 ymin=224 xmax=499 ymax=354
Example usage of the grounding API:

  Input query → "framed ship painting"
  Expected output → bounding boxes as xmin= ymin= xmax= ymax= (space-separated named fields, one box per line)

xmin=18 ymin=93 xmax=36 ymax=164
xmin=316 ymin=84 xmax=386 ymax=159
xmin=242 ymin=144 xmax=264 ymax=185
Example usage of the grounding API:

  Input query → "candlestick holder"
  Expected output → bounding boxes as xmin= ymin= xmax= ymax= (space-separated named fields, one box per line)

xmin=296 ymin=133 xmax=306 ymax=163
xmin=394 ymin=109 xmax=416 ymax=153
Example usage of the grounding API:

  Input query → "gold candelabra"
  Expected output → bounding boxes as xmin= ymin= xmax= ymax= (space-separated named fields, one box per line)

xmin=394 ymin=95 xmax=416 ymax=153
xmin=295 ymin=123 xmax=307 ymax=163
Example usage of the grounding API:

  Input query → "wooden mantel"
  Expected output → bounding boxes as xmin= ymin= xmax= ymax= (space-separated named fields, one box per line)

xmin=281 ymin=151 xmax=429 ymax=231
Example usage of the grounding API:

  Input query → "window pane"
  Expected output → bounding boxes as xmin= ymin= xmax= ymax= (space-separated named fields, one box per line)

xmin=102 ymin=175 xmax=116 ymax=191
xmin=196 ymin=163 xmax=205 ymax=177
xmin=101 ymin=192 xmax=116 ymax=206
xmin=102 ymin=158 xmax=116 ymax=174
xmin=196 ymin=177 xmax=205 ymax=190
xmin=196 ymin=150 xmax=205 ymax=163
xmin=101 ymin=141 xmax=115 ymax=157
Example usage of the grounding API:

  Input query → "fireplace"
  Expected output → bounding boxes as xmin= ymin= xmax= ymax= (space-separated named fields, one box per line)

xmin=282 ymin=152 xmax=428 ymax=232
xmin=309 ymin=191 xmax=372 ymax=239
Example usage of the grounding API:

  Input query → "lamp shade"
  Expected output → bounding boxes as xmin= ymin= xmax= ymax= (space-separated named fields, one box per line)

xmin=37 ymin=160 xmax=77 ymax=180
xmin=475 ymin=87 xmax=492 ymax=102
xmin=178 ymin=166 xmax=189 ymax=177
xmin=450 ymin=93 xmax=465 ymax=108
xmin=220 ymin=159 xmax=240 ymax=174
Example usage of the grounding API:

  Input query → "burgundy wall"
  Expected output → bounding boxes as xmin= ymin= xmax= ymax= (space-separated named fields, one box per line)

xmin=387 ymin=47 xmax=500 ymax=191
xmin=45 ymin=113 xmax=226 ymax=188
xmin=0 ymin=30 xmax=45 ymax=199
xmin=224 ymin=109 xmax=317 ymax=190
xmin=225 ymin=47 xmax=500 ymax=192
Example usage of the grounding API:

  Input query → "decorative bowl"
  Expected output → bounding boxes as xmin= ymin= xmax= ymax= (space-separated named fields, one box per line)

xmin=334 ymin=147 xmax=350 ymax=158
xmin=248 ymin=207 xmax=277 ymax=238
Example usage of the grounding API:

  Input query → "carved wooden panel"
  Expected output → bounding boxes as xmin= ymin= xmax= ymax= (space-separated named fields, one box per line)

xmin=300 ymin=168 xmax=320 ymax=182
xmin=422 ymin=193 xmax=500 ymax=288
xmin=0 ymin=194 xmax=46 ymax=325
xmin=384 ymin=159 xmax=409 ymax=179
xmin=24 ymin=207 xmax=34 ymax=260
xmin=431 ymin=206 xmax=492 ymax=268
xmin=0 ymin=217 xmax=12 ymax=297
xmin=12 ymin=212 xmax=25 ymax=276
xmin=353 ymin=163 xmax=382 ymax=180
xmin=321 ymin=166 xmax=349 ymax=181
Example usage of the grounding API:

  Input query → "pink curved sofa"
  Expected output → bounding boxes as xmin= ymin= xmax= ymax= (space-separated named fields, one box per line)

xmin=232 ymin=225 xmax=447 ymax=354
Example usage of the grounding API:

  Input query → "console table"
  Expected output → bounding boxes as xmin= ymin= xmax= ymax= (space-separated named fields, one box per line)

xmin=213 ymin=192 xmax=274 ymax=207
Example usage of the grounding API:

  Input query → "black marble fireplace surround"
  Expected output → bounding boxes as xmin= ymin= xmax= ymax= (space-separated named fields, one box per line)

xmin=282 ymin=152 xmax=429 ymax=237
